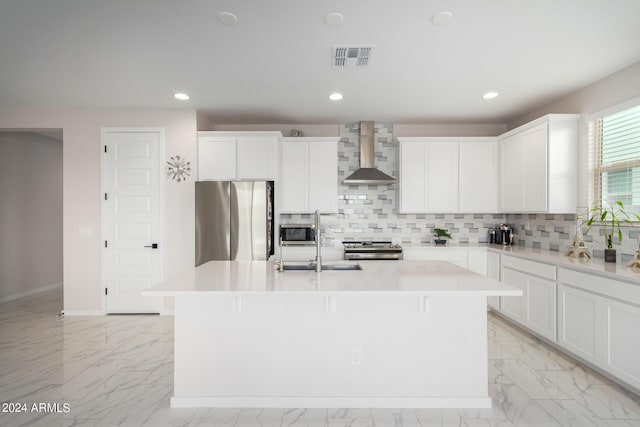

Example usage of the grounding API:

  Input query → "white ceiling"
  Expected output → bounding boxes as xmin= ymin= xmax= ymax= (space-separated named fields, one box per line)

xmin=1 ymin=0 xmax=639 ymax=125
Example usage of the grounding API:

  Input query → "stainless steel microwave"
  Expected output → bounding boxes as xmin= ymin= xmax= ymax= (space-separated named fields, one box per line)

xmin=279 ymin=224 xmax=316 ymax=246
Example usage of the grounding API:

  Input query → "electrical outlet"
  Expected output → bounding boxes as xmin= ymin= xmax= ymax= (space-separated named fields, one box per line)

xmin=351 ymin=348 xmax=363 ymax=366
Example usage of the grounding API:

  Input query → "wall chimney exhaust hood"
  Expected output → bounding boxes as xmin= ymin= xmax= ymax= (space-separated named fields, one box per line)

xmin=343 ymin=121 xmax=398 ymax=185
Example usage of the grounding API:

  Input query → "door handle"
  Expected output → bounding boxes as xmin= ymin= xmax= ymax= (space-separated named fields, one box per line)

xmin=144 ymin=243 xmax=159 ymax=249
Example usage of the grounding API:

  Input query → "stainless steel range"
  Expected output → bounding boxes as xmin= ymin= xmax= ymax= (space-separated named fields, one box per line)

xmin=343 ymin=240 xmax=403 ymax=260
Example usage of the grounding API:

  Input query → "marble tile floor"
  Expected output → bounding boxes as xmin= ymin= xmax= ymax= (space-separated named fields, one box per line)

xmin=1 ymin=289 xmax=640 ymax=427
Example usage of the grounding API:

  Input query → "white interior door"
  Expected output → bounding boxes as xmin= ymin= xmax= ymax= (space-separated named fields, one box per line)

xmin=102 ymin=128 xmax=163 ymax=313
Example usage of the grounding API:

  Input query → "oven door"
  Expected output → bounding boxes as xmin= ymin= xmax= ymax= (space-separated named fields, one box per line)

xmin=344 ymin=251 xmax=403 ymax=260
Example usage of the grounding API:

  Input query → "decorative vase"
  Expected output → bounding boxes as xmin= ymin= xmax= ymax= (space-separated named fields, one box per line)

xmin=604 ymin=248 xmax=616 ymax=263
xmin=434 ymin=239 xmax=447 ymax=246
xmin=626 ymin=235 xmax=640 ymax=268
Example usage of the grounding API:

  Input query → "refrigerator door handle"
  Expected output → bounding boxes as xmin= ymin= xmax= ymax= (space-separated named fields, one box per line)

xmin=229 ymin=182 xmax=239 ymax=260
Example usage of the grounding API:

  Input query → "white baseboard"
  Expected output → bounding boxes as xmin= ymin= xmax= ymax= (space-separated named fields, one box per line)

xmin=63 ymin=310 xmax=104 ymax=316
xmin=0 ymin=282 xmax=62 ymax=303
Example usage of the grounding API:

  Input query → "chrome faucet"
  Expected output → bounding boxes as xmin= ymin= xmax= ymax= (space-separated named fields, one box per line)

xmin=314 ymin=209 xmax=322 ymax=272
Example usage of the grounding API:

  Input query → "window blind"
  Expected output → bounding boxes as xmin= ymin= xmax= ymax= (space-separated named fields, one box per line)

xmin=590 ymin=104 xmax=640 ymax=215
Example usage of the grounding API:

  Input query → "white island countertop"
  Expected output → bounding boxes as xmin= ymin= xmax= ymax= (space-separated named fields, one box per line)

xmin=144 ymin=260 xmax=522 ymax=296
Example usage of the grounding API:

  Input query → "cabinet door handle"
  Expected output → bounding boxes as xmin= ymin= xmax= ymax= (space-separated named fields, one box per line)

xmin=144 ymin=243 xmax=159 ymax=249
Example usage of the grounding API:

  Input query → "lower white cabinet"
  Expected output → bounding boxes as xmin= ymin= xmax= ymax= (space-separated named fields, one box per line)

xmin=557 ymin=283 xmax=602 ymax=365
xmin=500 ymin=256 xmax=556 ymax=342
xmin=605 ymin=298 xmax=640 ymax=388
xmin=557 ymin=268 xmax=640 ymax=390
xmin=487 ymin=252 xmax=500 ymax=311
xmin=467 ymin=249 xmax=487 ymax=276
xmin=526 ymin=274 xmax=557 ymax=341
xmin=500 ymin=268 xmax=527 ymax=323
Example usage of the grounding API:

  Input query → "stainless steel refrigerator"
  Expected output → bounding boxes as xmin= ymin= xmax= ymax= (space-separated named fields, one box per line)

xmin=195 ymin=181 xmax=274 ymax=266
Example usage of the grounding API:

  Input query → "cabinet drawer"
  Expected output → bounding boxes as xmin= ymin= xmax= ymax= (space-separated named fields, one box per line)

xmin=558 ymin=268 xmax=640 ymax=306
xmin=501 ymin=255 xmax=555 ymax=281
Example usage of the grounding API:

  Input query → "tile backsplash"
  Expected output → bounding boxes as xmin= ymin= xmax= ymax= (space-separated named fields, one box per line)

xmin=279 ymin=123 xmax=640 ymax=261
xmin=507 ymin=213 xmax=640 ymax=262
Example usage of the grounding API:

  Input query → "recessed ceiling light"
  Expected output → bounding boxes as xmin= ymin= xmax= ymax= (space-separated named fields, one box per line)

xmin=325 ymin=12 xmax=344 ymax=27
xmin=482 ymin=91 xmax=499 ymax=100
xmin=218 ymin=11 xmax=238 ymax=25
xmin=174 ymin=93 xmax=190 ymax=101
xmin=329 ymin=92 xmax=343 ymax=101
xmin=431 ymin=10 xmax=453 ymax=26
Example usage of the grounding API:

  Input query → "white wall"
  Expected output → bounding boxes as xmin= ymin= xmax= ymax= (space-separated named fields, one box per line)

xmin=212 ymin=124 xmax=339 ymax=137
xmin=508 ymin=60 xmax=640 ymax=207
xmin=210 ymin=123 xmax=508 ymax=138
xmin=0 ymin=132 xmax=63 ymax=302
xmin=0 ymin=108 xmax=197 ymax=313
xmin=394 ymin=123 xmax=507 ymax=137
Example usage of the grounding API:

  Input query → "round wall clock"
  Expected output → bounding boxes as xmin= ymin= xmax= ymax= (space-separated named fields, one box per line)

xmin=167 ymin=155 xmax=191 ymax=182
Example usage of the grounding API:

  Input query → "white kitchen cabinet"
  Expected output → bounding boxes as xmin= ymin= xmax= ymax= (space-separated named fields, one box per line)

xmin=459 ymin=141 xmax=499 ymax=212
xmin=399 ymin=138 xmax=496 ymax=213
xmin=198 ymin=136 xmax=237 ymax=180
xmin=236 ymin=137 xmax=278 ymax=179
xmin=500 ymin=268 xmax=527 ymax=323
xmin=487 ymin=251 xmax=501 ymax=311
xmin=500 ymin=133 xmax=524 ymax=211
xmin=398 ymin=139 xmax=458 ymax=212
xmin=557 ymin=283 xmax=603 ymax=365
xmin=525 ymin=273 xmax=557 ymax=341
xmin=281 ymin=138 xmax=338 ymax=213
xmin=499 ymin=114 xmax=578 ymax=213
xmin=398 ymin=141 xmax=426 ymax=212
xmin=604 ymin=298 xmax=640 ymax=388
xmin=467 ymin=248 xmax=488 ymax=276
xmin=557 ymin=268 xmax=640 ymax=390
xmin=500 ymin=255 xmax=556 ymax=341
xmin=198 ymin=132 xmax=280 ymax=181
xmin=427 ymin=142 xmax=459 ymax=212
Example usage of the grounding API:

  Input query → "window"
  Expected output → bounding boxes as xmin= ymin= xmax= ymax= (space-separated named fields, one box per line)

xmin=590 ymin=103 xmax=640 ymax=215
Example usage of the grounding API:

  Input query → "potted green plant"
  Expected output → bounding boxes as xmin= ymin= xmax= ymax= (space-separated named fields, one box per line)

xmin=586 ymin=200 xmax=629 ymax=263
xmin=433 ymin=228 xmax=452 ymax=246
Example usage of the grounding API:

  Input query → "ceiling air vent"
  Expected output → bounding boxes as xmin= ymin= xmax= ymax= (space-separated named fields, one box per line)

xmin=333 ymin=45 xmax=374 ymax=67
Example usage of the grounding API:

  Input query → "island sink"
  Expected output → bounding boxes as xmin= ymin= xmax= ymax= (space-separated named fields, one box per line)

xmin=282 ymin=263 xmax=363 ymax=271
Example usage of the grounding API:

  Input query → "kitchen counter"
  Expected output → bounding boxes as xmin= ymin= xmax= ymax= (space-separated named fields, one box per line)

xmin=145 ymin=259 xmax=522 ymax=296
xmin=400 ymin=242 xmax=640 ymax=284
xmin=145 ymin=260 xmax=521 ymax=409
xmin=485 ymin=244 xmax=640 ymax=284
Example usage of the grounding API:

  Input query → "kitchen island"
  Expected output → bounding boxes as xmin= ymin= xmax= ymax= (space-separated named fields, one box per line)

xmin=144 ymin=260 xmax=521 ymax=409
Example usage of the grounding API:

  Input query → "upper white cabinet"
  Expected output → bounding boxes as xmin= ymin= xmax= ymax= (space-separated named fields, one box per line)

xmin=499 ymin=114 xmax=579 ymax=213
xmin=198 ymin=132 xmax=281 ymax=181
xmin=459 ymin=141 xmax=499 ymax=212
xmin=281 ymin=138 xmax=339 ymax=213
xmin=398 ymin=138 xmax=497 ymax=213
